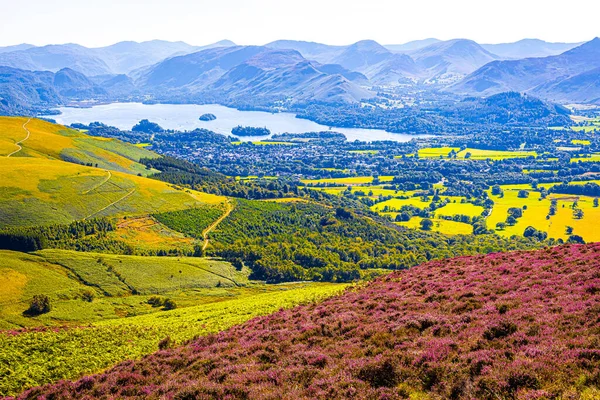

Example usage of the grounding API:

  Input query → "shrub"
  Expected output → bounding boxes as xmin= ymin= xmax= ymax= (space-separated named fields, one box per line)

xmin=483 ymin=321 xmax=518 ymax=340
xmin=158 ymin=336 xmax=174 ymax=350
xmin=25 ymin=295 xmax=51 ymax=316
xmin=81 ymin=290 xmax=95 ymax=303
xmin=147 ymin=296 xmax=165 ymax=307
xmin=163 ymin=299 xmax=177 ymax=310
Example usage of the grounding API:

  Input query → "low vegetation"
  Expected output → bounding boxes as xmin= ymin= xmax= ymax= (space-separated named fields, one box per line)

xmin=20 ymin=244 xmax=600 ymax=399
xmin=2 ymin=283 xmax=345 ymax=397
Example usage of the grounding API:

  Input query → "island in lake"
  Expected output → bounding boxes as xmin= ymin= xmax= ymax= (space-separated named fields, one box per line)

xmin=199 ymin=113 xmax=217 ymax=121
xmin=231 ymin=125 xmax=271 ymax=136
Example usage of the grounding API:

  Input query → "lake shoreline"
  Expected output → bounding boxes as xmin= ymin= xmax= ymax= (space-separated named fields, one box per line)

xmin=45 ymin=102 xmax=433 ymax=143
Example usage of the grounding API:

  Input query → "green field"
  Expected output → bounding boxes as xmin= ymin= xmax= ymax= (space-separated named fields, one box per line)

xmin=0 ymin=279 xmax=346 ymax=397
xmin=0 ymin=249 xmax=251 ymax=328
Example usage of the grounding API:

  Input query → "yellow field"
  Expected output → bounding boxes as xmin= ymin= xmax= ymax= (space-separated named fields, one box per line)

xmin=396 ymin=217 xmax=473 ymax=235
xmin=572 ymin=140 xmax=591 ymax=146
xmin=435 ymin=201 xmax=484 ymax=218
xmin=571 ymin=154 xmax=600 ymax=163
xmin=301 ymin=176 xmax=395 ymax=185
xmin=231 ymin=141 xmax=296 ymax=146
xmin=487 ymin=184 xmax=600 ymax=242
xmin=0 ymin=117 xmax=159 ymax=176
xmin=371 ymin=196 xmax=433 ymax=211
xmin=457 ymin=148 xmax=537 ymax=160
xmin=417 ymin=147 xmax=536 ymax=160
xmin=260 ymin=197 xmax=308 ymax=203
xmin=0 ymin=157 xmax=225 ymax=227
xmin=418 ymin=147 xmax=459 ymax=158
xmin=349 ymin=150 xmax=379 ymax=154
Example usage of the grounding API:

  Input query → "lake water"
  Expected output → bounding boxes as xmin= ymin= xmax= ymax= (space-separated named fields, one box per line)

xmin=48 ymin=103 xmax=429 ymax=142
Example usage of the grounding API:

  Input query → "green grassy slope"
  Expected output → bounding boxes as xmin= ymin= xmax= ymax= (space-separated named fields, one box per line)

xmin=0 ymin=249 xmax=249 ymax=329
xmin=0 ymin=117 xmax=158 ymax=175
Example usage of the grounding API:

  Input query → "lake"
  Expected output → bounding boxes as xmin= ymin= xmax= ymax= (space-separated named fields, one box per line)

xmin=48 ymin=103 xmax=430 ymax=142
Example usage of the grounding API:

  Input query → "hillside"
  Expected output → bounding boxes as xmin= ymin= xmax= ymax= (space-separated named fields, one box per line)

xmin=0 ymin=117 xmax=156 ymax=173
xmin=329 ymin=40 xmax=420 ymax=84
xmin=0 ymin=248 xmax=344 ymax=396
xmin=18 ymin=243 xmax=600 ymax=399
xmin=0 ymin=117 xmax=225 ymax=227
xmin=0 ymin=249 xmax=249 ymax=327
xmin=0 ymin=67 xmax=107 ymax=114
xmin=136 ymin=46 xmax=372 ymax=104
xmin=451 ymin=37 xmax=600 ymax=102
xmin=410 ymin=39 xmax=498 ymax=82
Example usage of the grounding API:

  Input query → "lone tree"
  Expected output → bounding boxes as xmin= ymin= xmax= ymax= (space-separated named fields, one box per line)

xmin=573 ymin=209 xmax=584 ymax=219
xmin=496 ymin=222 xmax=506 ymax=231
xmin=420 ymin=218 xmax=434 ymax=231
xmin=26 ymin=294 xmax=51 ymax=316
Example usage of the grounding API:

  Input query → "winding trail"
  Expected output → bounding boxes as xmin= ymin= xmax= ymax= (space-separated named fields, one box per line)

xmin=83 ymin=188 xmax=136 ymax=220
xmin=82 ymin=171 xmax=112 ymax=194
xmin=202 ymin=200 xmax=233 ymax=251
xmin=6 ymin=119 xmax=31 ymax=157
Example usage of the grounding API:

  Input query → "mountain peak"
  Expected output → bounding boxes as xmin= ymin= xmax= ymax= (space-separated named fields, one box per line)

xmin=348 ymin=40 xmax=389 ymax=53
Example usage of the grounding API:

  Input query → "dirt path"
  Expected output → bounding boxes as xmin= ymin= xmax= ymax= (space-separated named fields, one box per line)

xmin=82 ymin=171 xmax=112 ymax=194
xmin=6 ymin=119 xmax=31 ymax=157
xmin=202 ymin=200 xmax=233 ymax=251
xmin=84 ymin=188 xmax=136 ymax=220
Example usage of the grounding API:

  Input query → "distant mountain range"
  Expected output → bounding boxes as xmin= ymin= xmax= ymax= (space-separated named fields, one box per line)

xmin=136 ymin=46 xmax=372 ymax=104
xmin=0 ymin=36 xmax=599 ymax=113
xmin=451 ymin=38 xmax=600 ymax=104
xmin=480 ymin=39 xmax=582 ymax=59
xmin=0 ymin=40 xmax=237 ymax=76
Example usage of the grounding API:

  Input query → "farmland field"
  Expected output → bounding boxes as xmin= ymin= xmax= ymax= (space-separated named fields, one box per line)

xmin=487 ymin=183 xmax=600 ymax=242
xmin=396 ymin=216 xmax=473 ymax=235
xmin=417 ymin=147 xmax=537 ymax=160
xmin=231 ymin=141 xmax=296 ymax=145
xmin=301 ymin=175 xmax=395 ymax=185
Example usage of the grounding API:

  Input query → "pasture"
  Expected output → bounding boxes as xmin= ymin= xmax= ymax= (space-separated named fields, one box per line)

xmin=0 ymin=117 xmax=158 ymax=176
xmin=0 ymin=158 xmax=225 ymax=227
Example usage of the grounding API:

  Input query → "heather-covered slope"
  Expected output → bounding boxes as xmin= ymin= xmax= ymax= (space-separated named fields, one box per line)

xmin=19 ymin=244 xmax=600 ymax=399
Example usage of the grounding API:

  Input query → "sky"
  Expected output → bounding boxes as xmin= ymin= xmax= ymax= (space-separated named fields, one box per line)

xmin=0 ymin=0 xmax=598 ymax=47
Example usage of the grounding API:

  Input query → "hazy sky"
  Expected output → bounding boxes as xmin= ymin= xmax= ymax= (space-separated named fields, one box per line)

xmin=1 ymin=0 xmax=598 ymax=47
